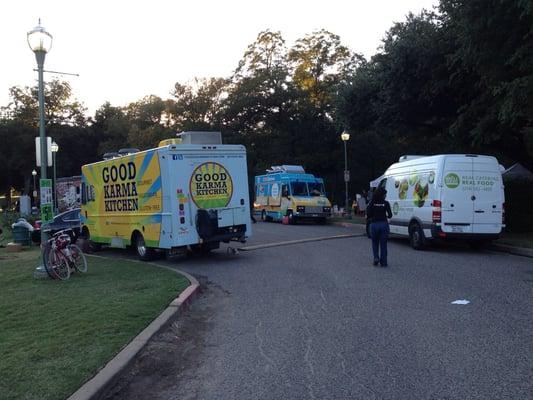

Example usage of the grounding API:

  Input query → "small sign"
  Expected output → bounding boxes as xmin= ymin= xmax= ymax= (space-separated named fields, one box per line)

xmin=35 ymin=137 xmax=53 ymax=167
xmin=344 ymin=170 xmax=350 ymax=182
xmin=40 ymin=179 xmax=54 ymax=223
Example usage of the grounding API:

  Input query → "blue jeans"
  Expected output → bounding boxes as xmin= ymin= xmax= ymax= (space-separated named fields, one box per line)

xmin=370 ymin=221 xmax=389 ymax=265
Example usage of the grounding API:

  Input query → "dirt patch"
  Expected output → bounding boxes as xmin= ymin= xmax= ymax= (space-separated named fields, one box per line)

xmin=99 ymin=284 xmax=227 ymax=400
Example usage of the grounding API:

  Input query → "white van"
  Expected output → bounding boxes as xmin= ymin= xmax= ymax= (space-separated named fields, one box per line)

xmin=373 ymin=154 xmax=505 ymax=249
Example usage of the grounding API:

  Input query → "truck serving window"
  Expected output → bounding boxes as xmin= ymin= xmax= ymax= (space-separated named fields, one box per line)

xmin=291 ymin=182 xmax=308 ymax=196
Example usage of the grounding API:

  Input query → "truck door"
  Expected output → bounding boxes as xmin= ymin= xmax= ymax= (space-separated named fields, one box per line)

xmin=441 ymin=157 xmax=474 ymax=234
xmin=471 ymin=159 xmax=504 ymax=234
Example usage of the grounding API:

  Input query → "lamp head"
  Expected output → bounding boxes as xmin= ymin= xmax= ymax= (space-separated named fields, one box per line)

xmin=32 ymin=169 xmax=37 ymax=176
xmin=341 ymin=131 xmax=350 ymax=141
xmin=51 ymin=141 xmax=59 ymax=153
xmin=27 ymin=19 xmax=53 ymax=53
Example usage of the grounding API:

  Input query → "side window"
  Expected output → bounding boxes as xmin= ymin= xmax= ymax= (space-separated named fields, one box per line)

xmin=282 ymin=184 xmax=289 ymax=197
xmin=378 ymin=178 xmax=387 ymax=191
xmin=81 ymin=182 xmax=86 ymax=205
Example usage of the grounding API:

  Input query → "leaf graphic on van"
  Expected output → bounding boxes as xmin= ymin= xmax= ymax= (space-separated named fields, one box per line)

xmin=413 ymin=182 xmax=429 ymax=207
xmin=398 ymin=179 xmax=409 ymax=199
xmin=409 ymin=172 xmax=419 ymax=186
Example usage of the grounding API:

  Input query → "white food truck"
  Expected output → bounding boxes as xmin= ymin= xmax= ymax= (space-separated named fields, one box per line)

xmin=81 ymin=132 xmax=252 ymax=260
xmin=372 ymin=154 xmax=505 ymax=249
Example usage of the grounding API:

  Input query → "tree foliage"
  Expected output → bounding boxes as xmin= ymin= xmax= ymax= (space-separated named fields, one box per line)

xmin=1 ymin=1 xmax=532 ymax=208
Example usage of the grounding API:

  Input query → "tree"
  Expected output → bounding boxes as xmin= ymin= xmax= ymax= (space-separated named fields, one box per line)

xmin=288 ymin=29 xmax=360 ymax=108
xmin=440 ymin=0 xmax=533 ymax=166
xmin=1 ymin=79 xmax=87 ymax=127
xmin=167 ymin=78 xmax=228 ymax=132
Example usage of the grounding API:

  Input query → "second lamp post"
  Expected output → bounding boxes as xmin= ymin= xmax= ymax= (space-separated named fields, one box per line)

xmin=341 ymin=131 xmax=351 ymax=218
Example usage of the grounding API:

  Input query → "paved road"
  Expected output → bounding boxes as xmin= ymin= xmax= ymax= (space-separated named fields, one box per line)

xmin=102 ymin=222 xmax=533 ymax=400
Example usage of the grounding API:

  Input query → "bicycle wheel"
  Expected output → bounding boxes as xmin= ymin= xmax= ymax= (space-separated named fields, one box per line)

xmin=47 ymin=249 xmax=71 ymax=281
xmin=68 ymin=244 xmax=87 ymax=273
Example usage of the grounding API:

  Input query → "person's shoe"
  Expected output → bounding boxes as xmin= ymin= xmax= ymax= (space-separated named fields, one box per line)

xmin=380 ymin=263 xmax=388 ymax=267
xmin=373 ymin=259 xmax=379 ymax=266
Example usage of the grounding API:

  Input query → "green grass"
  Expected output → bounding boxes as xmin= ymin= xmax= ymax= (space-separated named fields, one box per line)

xmin=0 ymin=248 xmax=189 ymax=400
xmin=497 ymin=232 xmax=533 ymax=249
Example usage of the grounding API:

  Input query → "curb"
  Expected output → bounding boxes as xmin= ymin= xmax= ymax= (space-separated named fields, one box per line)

xmin=67 ymin=260 xmax=200 ymax=400
xmin=330 ymin=221 xmax=533 ymax=258
xmin=488 ymin=243 xmax=533 ymax=258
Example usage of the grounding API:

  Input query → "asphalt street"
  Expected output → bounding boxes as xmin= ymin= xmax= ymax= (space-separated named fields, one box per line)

xmin=102 ymin=222 xmax=533 ymax=400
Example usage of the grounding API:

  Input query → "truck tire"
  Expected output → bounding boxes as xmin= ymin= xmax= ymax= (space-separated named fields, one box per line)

xmin=80 ymin=229 xmax=101 ymax=253
xmin=135 ymin=233 xmax=155 ymax=261
xmin=409 ymin=222 xmax=426 ymax=250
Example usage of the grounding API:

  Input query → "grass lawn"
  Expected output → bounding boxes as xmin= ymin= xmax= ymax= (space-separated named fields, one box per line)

xmin=0 ymin=247 xmax=189 ymax=400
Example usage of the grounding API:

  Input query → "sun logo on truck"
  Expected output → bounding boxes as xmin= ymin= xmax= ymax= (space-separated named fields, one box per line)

xmin=190 ymin=162 xmax=234 ymax=209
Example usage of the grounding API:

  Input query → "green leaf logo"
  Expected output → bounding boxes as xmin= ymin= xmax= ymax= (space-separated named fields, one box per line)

xmin=444 ymin=173 xmax=460 ymax=189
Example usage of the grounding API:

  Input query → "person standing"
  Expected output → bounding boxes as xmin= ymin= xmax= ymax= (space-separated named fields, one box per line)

xmin=366 ymin=187 xmax=392 ymax=267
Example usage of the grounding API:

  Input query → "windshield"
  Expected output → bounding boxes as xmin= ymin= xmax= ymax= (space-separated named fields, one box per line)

xmin=290 ymin=182 xmax=308 ymax=196
xmin=308 ymin=182 xmax=325 ymax=196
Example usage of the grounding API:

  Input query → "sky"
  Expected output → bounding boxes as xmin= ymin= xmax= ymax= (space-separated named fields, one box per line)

xmin=1 ymin=0 xmax=438 ymax=116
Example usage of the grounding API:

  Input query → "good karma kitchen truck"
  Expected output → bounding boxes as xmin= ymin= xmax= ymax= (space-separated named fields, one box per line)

xmin=80 ymin=132 xmax=252 ymax=260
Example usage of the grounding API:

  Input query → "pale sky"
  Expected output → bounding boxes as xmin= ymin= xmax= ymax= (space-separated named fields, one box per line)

xmin=1 ymin=0 xmax=438 ymax=115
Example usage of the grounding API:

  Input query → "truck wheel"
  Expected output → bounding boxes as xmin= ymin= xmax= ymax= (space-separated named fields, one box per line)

xmin=287 ymin=210 xmax=296 ymax=225
xmin=409 ymin=223 xmax=426 ymax=250
xmin=135 ymin=233 xmax=155 ymax=261
xmin=80 ymin=229 xmax=101 ymax=253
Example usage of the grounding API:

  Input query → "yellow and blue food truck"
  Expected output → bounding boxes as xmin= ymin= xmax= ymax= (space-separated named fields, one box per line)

xmin=254 ymin=165 xmax=332 ymax=224
xmin=81 ymin=132 xmax=252 ymax=260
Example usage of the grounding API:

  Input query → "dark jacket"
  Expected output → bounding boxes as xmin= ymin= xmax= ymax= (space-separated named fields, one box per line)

xmin=366 ymin=200 xmax=392 ymax=223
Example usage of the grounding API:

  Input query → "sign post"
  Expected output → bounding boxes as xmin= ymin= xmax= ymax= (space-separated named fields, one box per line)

xmin=40 ymin=179 xmax=54 ymax=223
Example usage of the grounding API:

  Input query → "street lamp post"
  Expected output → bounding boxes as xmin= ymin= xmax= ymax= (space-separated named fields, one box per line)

xmin=51 ymin=141 xmax=58 ymax=213
xmin=28 ymin=20 xmax=52 ymax=246
xmin=341 ymin=131 xmax=351 ymax=218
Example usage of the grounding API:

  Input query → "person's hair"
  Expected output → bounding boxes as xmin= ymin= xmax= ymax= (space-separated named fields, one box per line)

xmin=373 ymin=187 xmax=387 ymax=202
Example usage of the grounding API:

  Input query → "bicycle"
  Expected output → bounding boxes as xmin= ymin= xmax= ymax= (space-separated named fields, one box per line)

xmin=44 ymin=229 xmax=87 ymax=280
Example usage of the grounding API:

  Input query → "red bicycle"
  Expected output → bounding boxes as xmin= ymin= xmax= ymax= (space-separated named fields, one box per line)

xmin=44 ymin=229 xmax=87 ymax=280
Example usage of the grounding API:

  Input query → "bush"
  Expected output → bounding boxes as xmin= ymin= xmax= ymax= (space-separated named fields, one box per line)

xmin=504 ymin=178 xmax=533 ymax=233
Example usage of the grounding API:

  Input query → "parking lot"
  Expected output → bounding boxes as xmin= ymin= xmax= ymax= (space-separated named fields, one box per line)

xmin=103 ymin=221 xmax=533 ymax=400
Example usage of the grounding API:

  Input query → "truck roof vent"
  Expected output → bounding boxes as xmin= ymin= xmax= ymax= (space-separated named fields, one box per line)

xmin=103 ymin=152 xmax=120 ymax=160
xmin=267 ymin=165 xmax=306 ymax=174
xmin=398 ymin=155 xmax=427 ymax=162
xmin=177 ymin=131 xmax=222 ymax=144
xmin=118 ymin=148 xmax=140 ymax=156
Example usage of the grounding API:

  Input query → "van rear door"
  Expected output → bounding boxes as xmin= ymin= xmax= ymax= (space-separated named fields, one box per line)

xmin=441 ymin=156 xmax=474 ymax=234
xmin=471 ymin=158 xmax=504 ymax=234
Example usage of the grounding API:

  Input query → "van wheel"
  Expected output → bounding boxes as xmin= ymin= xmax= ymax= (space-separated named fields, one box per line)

xmin=409 ymin=223 xmax=426 ymax=250
xmin=135 ymin=233 xmax=155 ymax=261
xmin=287 ymin=210 xmax=296 ymax=225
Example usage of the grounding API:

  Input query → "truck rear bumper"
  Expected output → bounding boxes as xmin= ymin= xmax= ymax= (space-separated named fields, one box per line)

xmin=431 ymin=225 xmax=502 ymax=241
